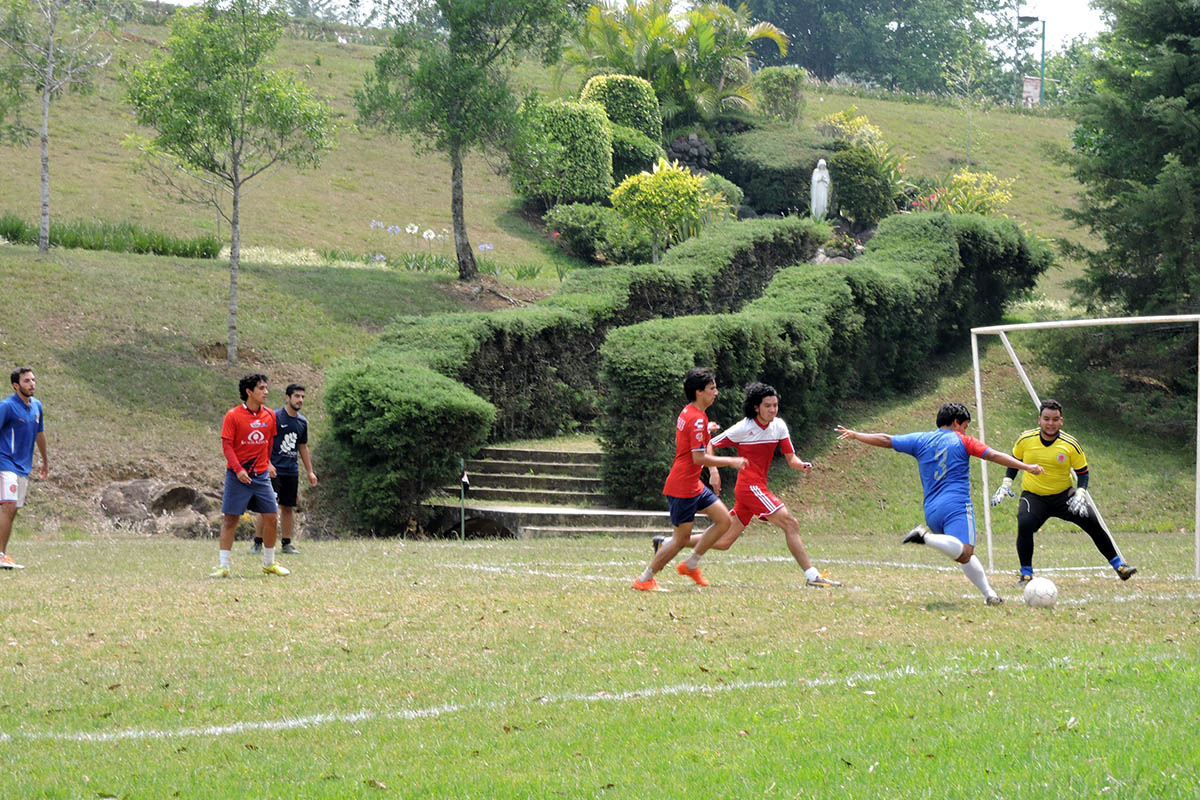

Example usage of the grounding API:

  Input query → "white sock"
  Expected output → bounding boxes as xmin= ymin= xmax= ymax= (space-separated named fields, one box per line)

xmin=684 ymin=552 xmax=702 ymax=570
xmin=219 ymin=549 xmax=231 ymax=568
xmin=924 ymin=533 xmax=965 ymax=560
xmin=263 ymin=547 xmax=275 ymax=566
xmin=804 ymin=566 xmax=821 ymax=582
xmin=639 ymin=566 xmax=655 ymax=582
xmin=961 ymin=555 xmax=995 ymax=598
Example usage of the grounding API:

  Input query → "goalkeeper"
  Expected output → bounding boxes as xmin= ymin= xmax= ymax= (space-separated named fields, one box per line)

xmin=990 ymin=399 xmax=1137 ymax=584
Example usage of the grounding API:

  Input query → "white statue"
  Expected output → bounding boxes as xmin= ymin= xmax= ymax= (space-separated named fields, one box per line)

xmin=810 ymin=158 xmax=831 ymax=220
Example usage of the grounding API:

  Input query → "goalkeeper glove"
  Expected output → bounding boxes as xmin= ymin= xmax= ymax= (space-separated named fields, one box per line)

xmin=1067 ymin=488 xmax=1092 ymax=518
xmin=991 ymin=477 xmax=1015 ymax=507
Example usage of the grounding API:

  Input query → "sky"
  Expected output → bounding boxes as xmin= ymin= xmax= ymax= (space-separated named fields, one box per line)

xmin=1020 ymin=0 xmax=1110 ymax=50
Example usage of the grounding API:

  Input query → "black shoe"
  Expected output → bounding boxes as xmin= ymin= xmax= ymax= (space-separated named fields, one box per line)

xmin=249 ymin=540 xmax=263 ymax=554
xmin=1116 ymin=564 xmax=1137 ymax=581
xmin=280 ymin=543 xmax=300 ymax=555
xmin=901 ymin=525 xmax=927 ymax=545
xmin=985 ymin=595 xmax=1004 ymax=606
xmin=651 ymin=535 xmax=666 ymax=554
xmin=1017 ymin=574 xmax=1033 ymax=587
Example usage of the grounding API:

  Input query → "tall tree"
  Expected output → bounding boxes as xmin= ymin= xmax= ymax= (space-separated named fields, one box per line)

xmin=125 ymin=0 xmax=335 ymax=364
xmin=0 ymin=0 xmax=128 ymax=251
xmin=356 ymin=0 xmax=584 ymax=281
xmin=1061 ymin=0 xmax=1200 ymax=314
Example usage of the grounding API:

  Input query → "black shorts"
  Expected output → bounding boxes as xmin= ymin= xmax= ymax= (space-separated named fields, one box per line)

xmin=271 ymin=473 xmax=300 ymax=507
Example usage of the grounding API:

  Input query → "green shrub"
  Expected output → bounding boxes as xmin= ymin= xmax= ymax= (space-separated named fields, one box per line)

xmin=598 ymin=212 xmax=1052 ymax=506
xmin=610 ymin=123 xmax=665 ymax=183
xmin=611 ymin=158 xmax=705 ymax=262
xmin=543 ymin=203 xmax=652 ymax=265
xmin=816 ymin=106 xmax=882 ymax=148
xmin=829 ymin=145 xmax=894 ymax=231
xmin=580 ymin=73 xmax=663 ymax=141
xmin=0 ymin=212 xmax=221 ymax=258
xmin=702 ymin=174 xmax=744 ymax=208
xmin=755 ymin=66 xmax=806 ymax=123
xmin=719 ymin=124 xmax=836 ymax=214
xmin=509 ymin=98 xmax=613 ymax=208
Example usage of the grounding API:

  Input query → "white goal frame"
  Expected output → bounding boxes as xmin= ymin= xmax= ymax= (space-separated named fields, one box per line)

xmin=971 ymin=314 xmax=1200 ymax=579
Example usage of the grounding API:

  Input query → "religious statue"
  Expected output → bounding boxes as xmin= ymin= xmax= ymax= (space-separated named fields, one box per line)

xmin=810 ymin=159 xmax=831 ymax=220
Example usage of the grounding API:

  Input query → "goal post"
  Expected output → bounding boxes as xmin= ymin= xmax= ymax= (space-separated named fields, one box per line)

xmin=970 ymin=314 xmax=1200 ymax=579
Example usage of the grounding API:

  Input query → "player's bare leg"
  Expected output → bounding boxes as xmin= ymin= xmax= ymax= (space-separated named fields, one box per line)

xmin=635 ymin=521 xmax=694 ymax=590
xmin=765 ymin=506 xmax=841 ymax=587
xmin=0 ymin=502 xmax=17 ymax=554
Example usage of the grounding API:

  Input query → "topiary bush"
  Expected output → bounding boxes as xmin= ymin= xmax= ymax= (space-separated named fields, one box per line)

xmin=509 ymin=98 xmax=613 ymax=208
xmin=702 ymin=173 xmax=744 ymax=209
xmin=610 ymin=123 xmax=665 ymax=183
xmin=543 ymin=202 xmax=653 ymax=264
xmin=610 ymin=158 xmax=705 ymax=262
xmin=828 ymin=144 xmax=894 ymax=232
xmin=580 ymin=73 xmax=663 ymax=141
xmin=755 ymin=65 xmax=806 ymax=123
xmin=719 ymin=124 xmax=836 ymax=214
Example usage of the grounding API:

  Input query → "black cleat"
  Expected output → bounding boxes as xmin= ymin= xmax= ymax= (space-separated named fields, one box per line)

xmin=651 ymin=535 xmax=666 ymax=554
xmin=901 ymin=525 xmax=927 ymax=545
xmin=280 ymin=542 xmax=300 ymax=555
xmin=985 ymin=595 xmax=1004 ymax=606
xmin=249 ymin=540 xmax=263 ymax=554
xmin=1017 ymin=574 xmax=1033 ymax=587
xmin=1116 ymin=564 xmax=1137 ymax=581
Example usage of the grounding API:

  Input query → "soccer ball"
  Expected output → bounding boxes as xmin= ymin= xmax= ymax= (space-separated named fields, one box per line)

xmin=1023 ymin=577 xmax=1058 ymax=608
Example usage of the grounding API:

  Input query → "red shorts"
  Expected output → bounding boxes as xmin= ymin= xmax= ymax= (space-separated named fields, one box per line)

xmin=731 ymin=483 xmax=785 ymax=526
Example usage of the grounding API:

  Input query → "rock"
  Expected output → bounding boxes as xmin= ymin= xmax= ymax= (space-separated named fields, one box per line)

xmin=156 ymin=509 xmax=214 ymax=539
xmin=100 ymin=479 xmax=221 ymax=535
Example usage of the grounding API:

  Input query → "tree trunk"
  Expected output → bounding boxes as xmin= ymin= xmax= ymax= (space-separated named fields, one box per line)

xmin=450 ymin=146 xmax=478 ymax=281
xmin=38 ymin=34 xmax=54 ymax=253
xmin=227 ymin=185 xmax=240 ymax=365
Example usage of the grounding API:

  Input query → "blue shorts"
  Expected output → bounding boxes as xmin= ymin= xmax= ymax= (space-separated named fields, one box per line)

xmin=667 ymin=486 xmax=719 ymax=527
xmin=222 ymin=469 xmax=279 ymax=516
xmin=925 ymin=500 xmax=977 ymax=546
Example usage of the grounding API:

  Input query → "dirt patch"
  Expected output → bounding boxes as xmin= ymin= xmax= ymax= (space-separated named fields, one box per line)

xmin=437 ymin=275 xmax=549 ymax=311
xmin=195 ymin=341 xmax=276 ymax=365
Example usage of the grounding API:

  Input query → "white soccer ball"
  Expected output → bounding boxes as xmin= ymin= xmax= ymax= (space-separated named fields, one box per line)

xmin=1023 ymin=577 xmax=1058 ymax=608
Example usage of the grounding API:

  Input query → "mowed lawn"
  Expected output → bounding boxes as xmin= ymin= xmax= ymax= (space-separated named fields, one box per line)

xmin=2 ymin=533 xmax=1197 ymax=799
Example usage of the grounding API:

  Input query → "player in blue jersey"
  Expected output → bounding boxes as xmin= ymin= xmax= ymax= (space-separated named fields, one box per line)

xmin=836 ymin=402 xmax=1044 ymax=605
xmin=0 ymin=367 xmax=49 ymax=570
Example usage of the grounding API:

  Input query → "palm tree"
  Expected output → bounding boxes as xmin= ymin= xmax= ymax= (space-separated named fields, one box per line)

xmin=678 ymin=3 xmax=788 ymax=120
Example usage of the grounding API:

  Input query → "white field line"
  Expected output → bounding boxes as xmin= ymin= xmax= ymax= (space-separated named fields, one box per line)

xmin=0 ymin=659 xmax=1054 ymax=746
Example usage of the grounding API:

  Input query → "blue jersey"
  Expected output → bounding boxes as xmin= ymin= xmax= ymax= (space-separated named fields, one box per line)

xmin=891 ymin=428 xmax=990 ymax=515
xmin=0 ymin=393 xmax=44 ymax=477
xmin=269 ymin=407 xmax=308 ymax=476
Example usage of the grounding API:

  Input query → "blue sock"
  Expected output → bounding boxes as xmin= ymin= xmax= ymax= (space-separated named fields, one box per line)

xmin=1020 ymin=565 xmax=1034 ymax=578
xmin=1109 ymin=556 xmax=1124 ymax=569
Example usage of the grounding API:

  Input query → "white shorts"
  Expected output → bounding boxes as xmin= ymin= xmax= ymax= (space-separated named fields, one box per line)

xmin=0 ymin=471 xmax=29 ymax=508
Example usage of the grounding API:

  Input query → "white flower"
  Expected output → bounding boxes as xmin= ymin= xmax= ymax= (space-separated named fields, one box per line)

xmin=405 ymin=223 xmax=419 ymax=234
xmin=423 ymin=229 xmax=436 ymax=240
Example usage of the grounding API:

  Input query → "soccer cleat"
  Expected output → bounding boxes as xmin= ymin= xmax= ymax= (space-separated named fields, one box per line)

xmin=262 ymin=562 xmax=290 ymax=576
xmin=901 ymin=525 xmax=927 ymax=545
xmin=0 ymin=553 xmax=25 ymax=569
xmin=676 ymin=561 xmax=709 ymax=587
xmin=280 ymin=543 xmax=300 ymax=555
xmin=1017 ymin=574 xmax=1033 ymax=587
xmin=1116 ymin=564 xmax=1137 ymax=581
xmin=985 ymin=594 xmax=1005 ymax=606
xmin=806 ymin=570 xmax=842 ymax=588
xmin=651 ymin=535 xmax=666 ymax=554
xmin=209 ymin=565 xmax=230 ymax=578
xmin=249 ymin=540 xmax=262 ymax=554
xmin=632 ymin=577 xmax=667 ymax=592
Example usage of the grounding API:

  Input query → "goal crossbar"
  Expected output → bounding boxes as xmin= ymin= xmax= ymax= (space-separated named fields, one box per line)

xmin=971 ymin=314 xmax=1200 ymax=579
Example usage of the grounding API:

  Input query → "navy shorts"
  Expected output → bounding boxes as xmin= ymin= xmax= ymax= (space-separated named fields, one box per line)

xmin=222 ymin=469 xmax=279 ymax=516
xmin=667 ymin=486 xmax=720 ymax=526
xmin=271 ymin=473 xmax=299 ymax=507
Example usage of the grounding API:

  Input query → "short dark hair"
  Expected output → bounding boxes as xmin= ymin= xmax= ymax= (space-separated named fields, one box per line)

xmin=286 ymin=383 xmax=305 ymax=397
xmin=684 ymin=367 xmax=716 ymax=401
xmin=238 ymin=373 xmax=268 ymax=401
xmin=742 ymin=381 xmax=778 ymax=419
xmin=10 ymin=366 xmax=32 ymax=386
xmin=1039 ymin=398 xmax=1062 ymax=414
xmin=936 ymin=402 xmax=971 ymax=428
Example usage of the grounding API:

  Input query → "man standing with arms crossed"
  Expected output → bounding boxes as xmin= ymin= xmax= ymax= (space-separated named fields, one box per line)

xmin=252 ymin=383 xmax=318 ymax=555
xmin=0 ymin=367 xmax=48 ymax=570
xmin=212 ymin=374 xmax=289 ymax=578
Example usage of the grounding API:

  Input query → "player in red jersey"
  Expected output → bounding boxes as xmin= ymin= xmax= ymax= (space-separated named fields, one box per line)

xmin=211 ymin=374 xmax=289 ymax=578
xmin=653 ymin=382 xmax=841 ymax=588
xmin=633 ymin=367 xmax=747 ymax=592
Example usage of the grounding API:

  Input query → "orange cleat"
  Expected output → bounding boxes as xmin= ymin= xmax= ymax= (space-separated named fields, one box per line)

xmin=676 ymin=562 xmax=709 ymax=587
xmin=632 ymin=577 xmax=667 ymax=592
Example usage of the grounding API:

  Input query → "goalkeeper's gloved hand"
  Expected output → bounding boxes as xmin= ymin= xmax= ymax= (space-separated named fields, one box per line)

xmin=991 ymin=477 xmax=1015 ymax=507
xmin=1067 ymin=488 xmax=1091 ymax=518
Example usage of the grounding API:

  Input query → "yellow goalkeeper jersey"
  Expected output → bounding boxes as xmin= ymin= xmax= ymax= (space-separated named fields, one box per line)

xmin=1012 ymin=429 xmax=1087 ymax=496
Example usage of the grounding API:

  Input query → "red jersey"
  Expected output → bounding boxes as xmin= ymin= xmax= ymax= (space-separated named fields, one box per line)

xmin=221 ymin=403 xmax=277 ymax=473
xmin=662 ymin=403 xmax=710 ymax=498
xmin=710 ymin=416 xmax=795 ymax=486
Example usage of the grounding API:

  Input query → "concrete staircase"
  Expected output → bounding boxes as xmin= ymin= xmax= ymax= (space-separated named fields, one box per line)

xmin=431 ymin=447 xmax=671 ymax=539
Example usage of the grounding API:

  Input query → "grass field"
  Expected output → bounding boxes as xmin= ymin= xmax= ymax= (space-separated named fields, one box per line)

xmin=2 ymin=533 xmax=1197 ymax=798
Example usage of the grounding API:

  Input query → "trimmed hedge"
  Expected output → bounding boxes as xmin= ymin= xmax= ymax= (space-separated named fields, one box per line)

xmin=542 ymin=203 xmax=653 ymax=265
xmin=509 ymin=99 xmax=613 ymax=207
xmin=597 ymin=212 xmax=1053 ymax=507
xmin=324 ymin=217 xmax=828 ymax=532
xmin=610 ymin=123 xmax=665 ymax=183
xmin=719 ymin=124 xmax=837 ymax=214
xmin=828 ymin=144 xmax=893 ymax=231
xmin=580 ymin=73 xmax=663 ymax=141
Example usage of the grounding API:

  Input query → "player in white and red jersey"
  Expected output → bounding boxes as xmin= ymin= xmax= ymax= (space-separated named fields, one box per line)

xmin=654 ymin=382 xmax=841 ymax=588
xmin=633 ymin=367 xmax=746 ymax=592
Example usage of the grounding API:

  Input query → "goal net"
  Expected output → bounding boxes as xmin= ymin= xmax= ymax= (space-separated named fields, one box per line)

xmin=970 ymin=314 xmax=1200 ymax=579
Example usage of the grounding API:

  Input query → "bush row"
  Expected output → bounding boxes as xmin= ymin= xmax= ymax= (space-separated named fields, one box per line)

xmin=597 ymin=212 xmax=1053 ymax=507
xmin=0 ymin=213 xmax=222 ymax=258
xmin=323 ymin=217 xmax=828 ymax=532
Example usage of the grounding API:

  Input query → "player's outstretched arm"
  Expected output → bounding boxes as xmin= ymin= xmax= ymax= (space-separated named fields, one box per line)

xmin=983 ymin=449 xmax=1043 ymax=475
xmin=835 ymin=425 xmax=892 ymax=449
xmin=784 ymin=453 xmax=813 ymax=473
xmin=693 ymin=450 xmax=747 ymax=471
